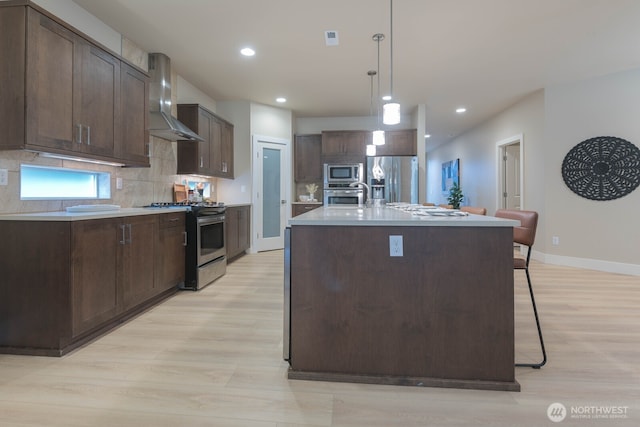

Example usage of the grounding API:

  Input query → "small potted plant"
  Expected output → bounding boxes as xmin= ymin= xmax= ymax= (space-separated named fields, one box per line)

xmin=305 ymin=183 xmax=318 ymax=201
xmin=447 ymin=182 xmax=464 ymax=209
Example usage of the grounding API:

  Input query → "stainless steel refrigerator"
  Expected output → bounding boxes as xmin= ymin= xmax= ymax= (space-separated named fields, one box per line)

xmin=366 ymin=156 xmax=418 ymax=203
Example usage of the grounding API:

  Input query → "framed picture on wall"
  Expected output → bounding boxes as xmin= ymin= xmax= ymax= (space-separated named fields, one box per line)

xmin=441 ymin=159 xmax=460 ymax=193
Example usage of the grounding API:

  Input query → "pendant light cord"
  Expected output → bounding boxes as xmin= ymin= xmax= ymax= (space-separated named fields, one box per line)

xmin=390 ymin=0 xmax=394 ymax=100
xmin=376 ymin=34 xmax=382 ymax=128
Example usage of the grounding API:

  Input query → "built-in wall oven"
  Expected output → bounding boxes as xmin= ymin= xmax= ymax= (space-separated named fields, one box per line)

xmin=184 ymin=204 xmax=226 ymax=290
xmin=323 ymin=188 xmax=364 ymax=205
xmin=323 ymin=163 xmax=364 ymax=205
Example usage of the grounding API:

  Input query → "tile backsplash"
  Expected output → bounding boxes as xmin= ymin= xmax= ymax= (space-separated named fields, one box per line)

xmin=0 ymin=136 xmax=215 ymax=214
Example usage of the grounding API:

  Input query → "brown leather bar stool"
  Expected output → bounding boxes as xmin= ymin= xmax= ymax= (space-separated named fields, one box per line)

xmin=460 ymin=206 xmax=487 ymax=215
xmin=495 ymin=209 xmax=547 ymax=369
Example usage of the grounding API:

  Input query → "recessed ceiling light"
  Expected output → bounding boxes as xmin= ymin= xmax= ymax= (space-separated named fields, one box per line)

xmin=276 ymin=97 xmax=287 ymax=103
xmin=382 ymin=95 xmax=392 ymax=101
xmin=240 ymin=47 xmax=255 ymax=57
xmin=456 ymin=107 xmax=467 ymax=114
xmin=424 ymin=134 xmax=431 ymax=138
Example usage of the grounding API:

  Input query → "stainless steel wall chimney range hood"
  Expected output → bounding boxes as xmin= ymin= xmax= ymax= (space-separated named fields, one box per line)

xmin=148 ymin=53 xmax=204 ymax=142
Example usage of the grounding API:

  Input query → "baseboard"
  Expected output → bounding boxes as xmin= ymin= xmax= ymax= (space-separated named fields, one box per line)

xmin=533 ymin=251 xmax=640 ymax=276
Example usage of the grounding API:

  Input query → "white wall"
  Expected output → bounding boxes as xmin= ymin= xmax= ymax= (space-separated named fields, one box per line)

xmin=544 ymin=68 xmax=640 ymax=272
xmin=295 ymin=115 xmax=411 ymax=134
xmin=176 ymin=76 xmax=217 ymax=113
xmin=31 ymin=0 xmax=121 ymax=54
xmin=216 ymin=101 xmax=252 ymax=205
xmin=215 ymin=101 xmax=292 ymax=206
xmin=252 ymin=104 xmax=293 ymax=141
xmin=426 ymin=90 xmax=545 ymax=219
xmin=427 ymin=69 xmax=640 ymax=275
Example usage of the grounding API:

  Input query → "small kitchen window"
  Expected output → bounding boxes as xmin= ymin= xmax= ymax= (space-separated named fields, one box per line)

xmin=20 ymin=165 xmax=111 ymax=200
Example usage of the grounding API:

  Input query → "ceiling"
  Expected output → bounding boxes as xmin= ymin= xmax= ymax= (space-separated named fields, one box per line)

xmin=74 ymin=0 xmax=640 ymax=149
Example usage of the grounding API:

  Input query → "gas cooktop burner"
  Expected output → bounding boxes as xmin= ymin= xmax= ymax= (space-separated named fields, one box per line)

xmin=145 ymin=201 xmax=224 ymax=208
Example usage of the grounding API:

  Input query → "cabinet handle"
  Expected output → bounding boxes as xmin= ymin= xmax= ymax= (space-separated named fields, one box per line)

xmin=145 ymin=143 xmax=151 ymax=157
xmin=168 ymin=217 xmax=179 ymax=222
xmin=126 ymin=224 xmax=132 ymax=244
xmin=200 ymin=156 xmax=204 ymax=168
xmin=77 ymin=124 xmax=82 ymax=144
xmin=86 ymin=126 xmax=91 ymax=145
xmin=183 ymin=231 xmax=188 ymax=246
xmin=119 ymin=224 xmax=126 ymax=244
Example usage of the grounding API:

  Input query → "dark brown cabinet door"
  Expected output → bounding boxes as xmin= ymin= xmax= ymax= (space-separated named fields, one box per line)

xmin=77 ymin=43 xmax=120 ymax=158
xmin=321 ymin=130 xmax=367 ymax=164
xmin=1 ymin=5 xmax=149 ymax=166
xmin=237 ymin=206 xmax=250 ymax=251
xmin=226 ymin=207 xmax=239 ymax=258
xmin=321 ymin=131 xmax=367 ymax=155
xmin=0 ymin=214 xmax=179 ymax=355
xmin=225 ymin=205 xmax=251 ymax=260
xmin=374 ymin=129 xmax=417 ymax=156
xmin=292 ymin=203 xmax=322 ymax=217
xmin=294 ymin=134 xmax=322 ymax=182
xmin=209 ymin=116 xmax=223 ymax=176
xmin=71 ymin=219 xmax=120 ymax=338
xmin=121 ymin=216 xmax=157 ymax=311
xmin=220 ymin=120 xmax=234 ymax=178
xmin=25 ymin=8 xmax=76 ymax=152
xmin=25 ymin=8 xmax=120 ymax=159
xmin=177 ymin=104 xmax=212 ymax=175
xmin=119 ymin=62 xmax=150 ymax=166
xmin=177 ymin=104 xmax=234 ymax=178
xmin=156 ymin=212 xmax=186 ymax=291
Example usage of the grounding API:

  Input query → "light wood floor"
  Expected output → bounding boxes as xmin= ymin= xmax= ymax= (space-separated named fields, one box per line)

xmin=1 ymin=251 xmax=638 ymax=426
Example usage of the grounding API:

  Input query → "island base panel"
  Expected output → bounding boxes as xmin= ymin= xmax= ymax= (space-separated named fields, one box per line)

xmin=289 ymin=225 xmax=516 ymax=390
xmin=288 ymin=369 xmax=520 ymax=392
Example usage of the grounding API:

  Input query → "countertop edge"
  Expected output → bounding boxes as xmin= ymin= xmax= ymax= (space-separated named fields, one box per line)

xmin=288 ymin=206 xmax=519 ymax=227
xmin=0 ymin=207 xmax=189 ymax=221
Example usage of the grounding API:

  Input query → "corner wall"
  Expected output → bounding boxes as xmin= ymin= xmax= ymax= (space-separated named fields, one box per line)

xmin=544 ymin=68 xmax=640 ymax=272
xmin=427 ymin=69 xmax=640 ymax=275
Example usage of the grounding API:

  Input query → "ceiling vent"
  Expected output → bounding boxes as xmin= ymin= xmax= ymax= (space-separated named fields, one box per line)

xmin=324 ymin=30 xmax=339 ymax=46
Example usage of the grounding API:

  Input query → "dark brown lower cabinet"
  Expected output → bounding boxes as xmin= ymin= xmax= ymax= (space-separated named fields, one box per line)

xmin=0 ymin=213 xmax=182 ymax=356
xmin=155 ymin=212 xmax=186 ymax=291
xmin=225 ymin=205 xmax=251 ymax=261
xmin=292 ymin=203 xmax=322 ymax=217
xmin=71 ymin=218 xmax=120 ymax=338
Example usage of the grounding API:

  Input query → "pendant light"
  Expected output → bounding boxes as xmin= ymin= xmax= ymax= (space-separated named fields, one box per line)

xmin=383 ymin=0 xmax=401 ymax=125
xmin=372 ymin=33 xmax=385 ymax=145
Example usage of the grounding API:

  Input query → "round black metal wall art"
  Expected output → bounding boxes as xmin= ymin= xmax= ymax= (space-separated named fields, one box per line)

xmin=561 ymin=136 xmax=640 ymax=201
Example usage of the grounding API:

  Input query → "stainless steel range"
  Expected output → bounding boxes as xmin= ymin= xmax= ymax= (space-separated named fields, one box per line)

xmin=147 ymin=202 xmax=226 ymax=290
xmin=185 ymin=203 xmax=226 ymax=290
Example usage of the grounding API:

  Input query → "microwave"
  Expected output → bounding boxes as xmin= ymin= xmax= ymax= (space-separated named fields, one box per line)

xmin=323 ymin=163 xmax=363 ymax=187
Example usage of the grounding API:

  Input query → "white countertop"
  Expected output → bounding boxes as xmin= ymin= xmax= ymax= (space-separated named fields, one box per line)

xmin=288 ymin=205 xmax=519 ymax=227
xmin=0 ymin=207 xmax=188 ymax=221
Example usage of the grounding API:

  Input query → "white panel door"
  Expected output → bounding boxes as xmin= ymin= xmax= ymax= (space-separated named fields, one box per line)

xmin=252 ymin=135 xmax=290 ymax=252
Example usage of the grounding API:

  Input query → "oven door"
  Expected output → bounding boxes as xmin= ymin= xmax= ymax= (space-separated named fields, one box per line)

xmin=197 ymin=215 xmax=226 ymax=266
xmin=323 ymin=188 xmax=364 ymax=205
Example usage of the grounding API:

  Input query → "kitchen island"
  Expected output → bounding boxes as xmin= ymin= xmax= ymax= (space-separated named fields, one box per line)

xmin=285 ymin=205 xmax=521 ymax=391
